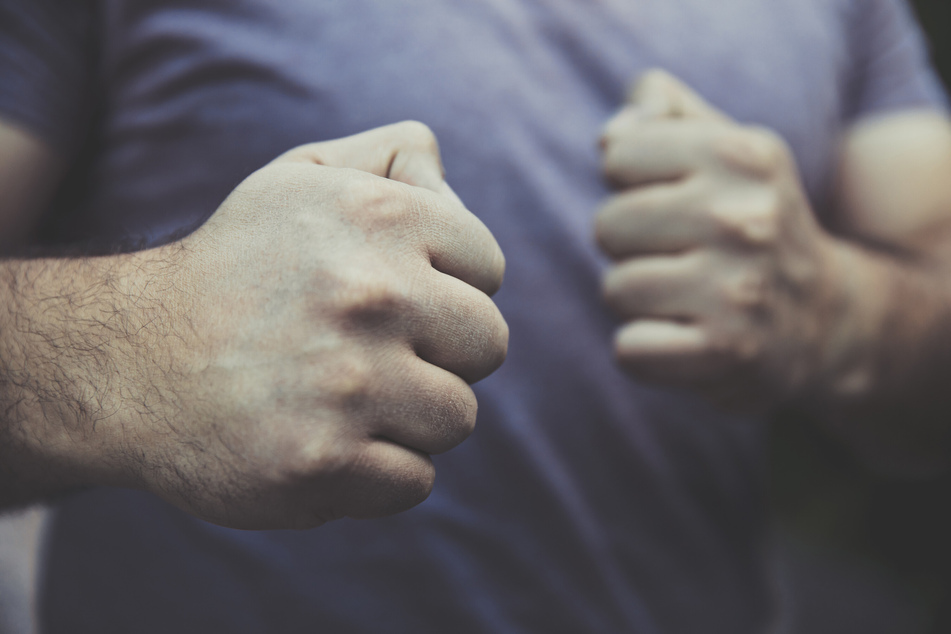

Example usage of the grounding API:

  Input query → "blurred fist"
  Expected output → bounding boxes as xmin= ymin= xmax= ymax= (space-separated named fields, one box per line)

xmin=596 ymin=71 xmax=837 ymax=408
xmin=127 ymin=122 xmax=507 ymax=529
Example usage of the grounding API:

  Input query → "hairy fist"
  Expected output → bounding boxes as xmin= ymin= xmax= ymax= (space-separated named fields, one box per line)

xmin=125 ymin=122 xmax=507 ymax=529
xmin=596 ymin=71 xmax=837 ymax=408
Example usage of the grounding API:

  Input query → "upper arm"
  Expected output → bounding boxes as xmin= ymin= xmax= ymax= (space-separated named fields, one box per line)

xmin=0 ymin=0 xmax=95 ymax=251
xmin=0 ymin=119 xmax=66 ymax=249
xmin=833 ymin=110 xmax=951 ymax=260
xmin=832 ymin=0 xmax=951 ymax=258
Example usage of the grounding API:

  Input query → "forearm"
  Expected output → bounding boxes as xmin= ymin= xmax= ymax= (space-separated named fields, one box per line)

xmin=807 ymin=238 xmax=951 ymax=475
xmin=0 ymin=124 xmax=492 ymax=528
xmin=596 ymin=75 xmax=951 ymax=473
xmin=0 ymin=247 xmax=184 ymax=507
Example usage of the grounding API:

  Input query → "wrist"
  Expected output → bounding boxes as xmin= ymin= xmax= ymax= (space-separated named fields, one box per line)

xmin=795 ymin=237 xmax=885 ymax=408
xmin=0 ymin=243 xmax=191 ymax=503
xmin=796 ymin=239 xmax=951 ymax=475
xmin=87 ymin=242 xmax=196 ymax=491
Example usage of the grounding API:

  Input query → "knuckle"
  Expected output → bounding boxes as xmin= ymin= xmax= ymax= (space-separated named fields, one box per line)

xmin=714 ymin=126 xmax=789 ymax=179
xmin=746 ymin=127 xmax=788 ymax=171
xmin=746 ymin=195 xmax=783 ymax=246
xmin=467 ymin=295 xmax=509 ymax=376
xmin=472 ymin=239 xmax=507 ymax=298
xmin=630 ymin=69 xmax=674 ymax=103
xmin=400 ymin=461 xmax=437 ymax=508
xmin=710 ymin=191 xmax=782 ymax=247
xmin=723 ymin=270 xmax=769 ymax=311
xmin=276 ymin=141 xmax=323 ymax=165
xmin=337 ymin=276 xmax=416 ymax=332
xmin=347 ymin=174 xmax=413 ymax=225
xmin=324 ymin=354 xmax=376 ymax=411
xmin=709 ymin=205 xmax=746 ymax=240
xmin=235 ymin=164 xmax=315 ymax=210
xmin=641 ymin=68 xmax=673 ymax=88
xmin=491 ymin=314 xmax=510 ymax=370
xmin=751 ymin=126 xmax=786 ymax=152
xmin=428 ymin=383 xmax=479 ymax=453
xmin=361 ymin=454 xmax=436 ymax=517
xmin=601 ymin=111 xmax=645 ymax=159
xmin=334 ymin=444 xmax=436 ymax=518
xmin=395 ymin=120 xmax=439 ymax=151
xmin=278 ymin=431 xmax=362 ymax=489
xmin=601 ymin=108 xmax=636 ymax=146
xmin=488 ymin=248 xmax=507 ymax=296
xmin=749 ymin=128 xmax=788 ymax=172
xmin=448 ymin=384 xmax=480 ymax=438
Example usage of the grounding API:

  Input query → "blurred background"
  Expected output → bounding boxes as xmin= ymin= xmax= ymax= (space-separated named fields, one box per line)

xmin=0 ymin=3 xmax=948 ymax=634
xmin=770 ymin=6 xmax=951 ymax=634
xmin=912 ymin=0 xmax=951 ymax=86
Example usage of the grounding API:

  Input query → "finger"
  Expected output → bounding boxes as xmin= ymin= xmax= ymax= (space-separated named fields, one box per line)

xmin=601 ymin=117 xmax=715 ymax=188
xmin=614 ymin=320 xmax=722 ymax=385
xmin=603 ymin=253 xmax=708 ymax=320
xmin=414 ymin=186 xmax=506 ymax=296
xmin=414 ymin=268 xmax=508 ymax=383
xmin=627 ymin=69 xmax=728 ymax=122
xmin=278 ymin=120 xmax=447 ymax=193
xmin=339 ymin=440 xmax=436 ymax=519
xmin=280 ymin=122 xmax=505 ymax=295
xmin=595 ymin=183 xmax=710 ymax=258
xmin=370 ymin=358 xmax=479 ymax=455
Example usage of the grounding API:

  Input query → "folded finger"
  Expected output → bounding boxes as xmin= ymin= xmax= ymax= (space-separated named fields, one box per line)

xmin=603 ymin=253 xmax=708 ymax=320
xmin=595 ymin=183 xmax=710 ymax=259
xmin=337 ymin=440 xmax=436 ymax=519
xmin=279 ymin=121 xmax=447 ymax=193
xmin=369 ymin=358 xmax=479 ymax=456
xmin=614 ymin=320 xmax=721 ymax=385
xmin=602 ymin=118 xmax=715 ymax=188
xmin=415 ymin=187 xmax=506 ymax=297
xmin=627 ymin=69 xmax=729 ymax=122
xmin=413 ymin=268 xmax=509 ymax=384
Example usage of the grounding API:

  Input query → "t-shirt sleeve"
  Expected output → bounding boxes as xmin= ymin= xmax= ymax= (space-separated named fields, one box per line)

xmin=843 ymin=0 xmax=949 ymax=121
xmin=0 ymin=0 xmax=95 ymax=154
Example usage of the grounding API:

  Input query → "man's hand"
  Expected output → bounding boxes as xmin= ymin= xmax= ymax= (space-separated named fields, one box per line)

xmin=1 ymin=121 xmax=508 ymax=528
xmin=596 ymin=71 xmax=837 ymax=408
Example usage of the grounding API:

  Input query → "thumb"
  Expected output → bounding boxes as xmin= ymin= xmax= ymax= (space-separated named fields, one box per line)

xmin=628 ymin=69 xmax=728 ymax=122
xmin=276 ymin=120 xmax=451 ymax=195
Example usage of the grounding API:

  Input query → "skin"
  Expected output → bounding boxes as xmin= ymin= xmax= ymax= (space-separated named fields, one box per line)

xmin=0 ymin=124 xmax=64 ymax=249
xmin=0 ymin=121 xmax=508 ymax=530
xmin=597 ymin=70 xmax=951 ymax=476
xmin=3 ymin=67 xmax=950 ymax=529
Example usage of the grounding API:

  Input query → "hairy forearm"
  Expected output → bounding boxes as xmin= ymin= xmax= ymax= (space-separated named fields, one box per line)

xmin=808 ymin=239 xmax=951 ymax=475
xmin=0 ymin=247 xmax=184 ymax=507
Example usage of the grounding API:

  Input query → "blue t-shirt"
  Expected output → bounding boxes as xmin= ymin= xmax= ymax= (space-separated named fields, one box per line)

xmin=0 ymin=1 xmax=946 ymax=632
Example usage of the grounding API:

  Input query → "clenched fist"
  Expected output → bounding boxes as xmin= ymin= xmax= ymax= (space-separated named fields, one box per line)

xmin=110 ymin=122 xmax=507 ymax=529
xmin=596 ymin=71 xmax=839 ymax=408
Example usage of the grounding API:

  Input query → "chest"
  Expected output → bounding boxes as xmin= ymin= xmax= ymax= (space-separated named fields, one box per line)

xmin=81 ymin=0 xmax=853 ymax=245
